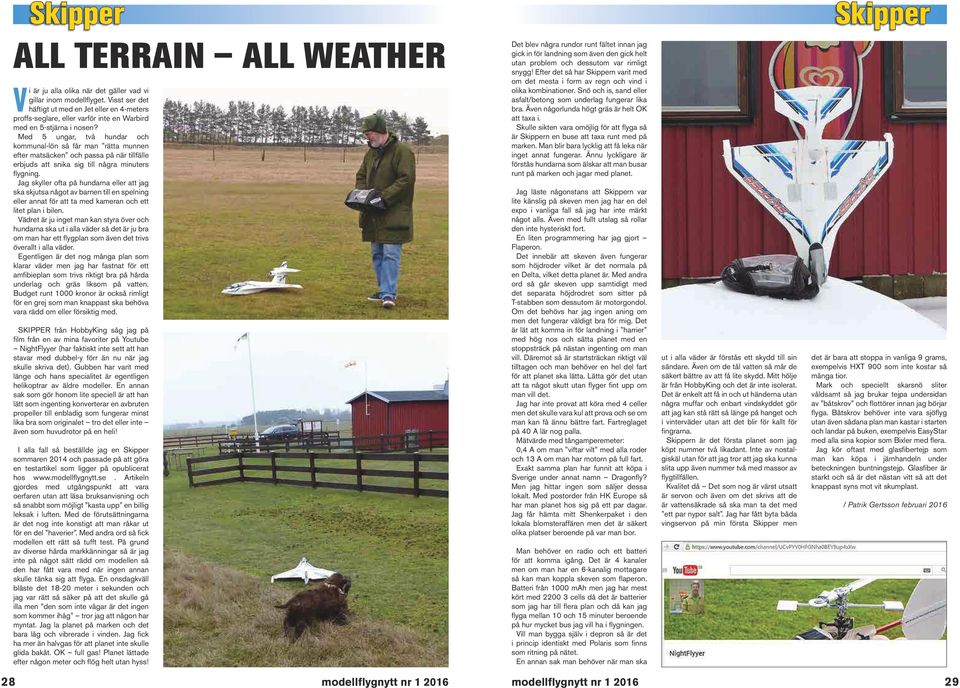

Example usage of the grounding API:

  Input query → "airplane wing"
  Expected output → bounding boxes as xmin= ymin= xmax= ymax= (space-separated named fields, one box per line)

xmin=723 ymin=138 xmax=813 ymax=262
xmin=271 ymin=557 xmax=336 ymax=584
xmin=222 ymin=263 xmax=304 ymax=294
xmin=818 ymin=135 xmax=893 ymax=262
xmin=774 ymin=86 xmax=852 ymax=137
xmin=222 ymin=281 xmax=303 ymax=295
xmin=724 ymin=134 xmax=893 ymax=269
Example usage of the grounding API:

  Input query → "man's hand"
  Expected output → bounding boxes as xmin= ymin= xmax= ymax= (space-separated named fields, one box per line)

xmin=344 ymin=188 xmax=388 ymax=211
xmin=367 ymin=189 xmax=387 ymax=210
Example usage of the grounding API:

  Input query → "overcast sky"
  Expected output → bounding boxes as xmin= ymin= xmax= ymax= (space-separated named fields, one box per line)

xmin=165 ymin=87 xmax=448 ymax=135
xmin=164 ymin=331 xmax=448 ymax=425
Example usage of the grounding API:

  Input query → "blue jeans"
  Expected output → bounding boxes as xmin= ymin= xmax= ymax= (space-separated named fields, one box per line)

xmin=371 ymin=242 xmax=402 ymax=299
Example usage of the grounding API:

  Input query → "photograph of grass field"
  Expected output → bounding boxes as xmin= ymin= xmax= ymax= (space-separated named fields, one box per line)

xmin=164 ymin=331 xmax=449 ymax=665
xmin=164 ymin=145 xmax=448 ymax=319
xmin=164 ymin=475 xmax=448 ymax=666
xmin=663 ymin=579 xmax=934 ymax=640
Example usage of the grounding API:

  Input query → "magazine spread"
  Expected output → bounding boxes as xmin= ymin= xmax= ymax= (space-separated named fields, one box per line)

xmin=3 ymin=1 xmax=954 ymax=686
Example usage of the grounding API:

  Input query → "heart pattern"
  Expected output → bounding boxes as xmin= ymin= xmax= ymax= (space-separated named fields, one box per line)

xmin=799 ymin=66 xmax=844 ymax=87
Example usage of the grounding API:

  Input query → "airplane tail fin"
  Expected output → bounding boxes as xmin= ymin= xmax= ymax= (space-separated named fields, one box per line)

xmin=272 ymin=261 xmax=288 ymax=284
xmin=774 ymin=86 xmax=851 ymax=136
xmin=269 ymin=261 xmax=300 ymax=284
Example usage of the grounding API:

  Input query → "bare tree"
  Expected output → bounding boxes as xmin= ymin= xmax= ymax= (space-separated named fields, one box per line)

xmin=161 ymin=99 xmax=436 ymax=147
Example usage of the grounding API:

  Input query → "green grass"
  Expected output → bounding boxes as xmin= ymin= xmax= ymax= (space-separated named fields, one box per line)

xmin=164 ymin=474 xmax=448 ymax=665
xmin=163 ymin=182 xmax=447 ymax=319
xmin=664 ymin=579 xmax=921 ymax=640
xmin=165 ymin=552 xmax=446 ymax=667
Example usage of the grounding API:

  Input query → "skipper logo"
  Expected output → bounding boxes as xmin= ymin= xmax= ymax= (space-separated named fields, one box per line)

xmin=672 ymin=565 xmax=699 ymax=576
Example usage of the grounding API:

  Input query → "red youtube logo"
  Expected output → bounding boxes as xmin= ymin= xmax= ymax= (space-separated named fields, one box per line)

xmin=682 ymin=565 xmax=698 ymax=576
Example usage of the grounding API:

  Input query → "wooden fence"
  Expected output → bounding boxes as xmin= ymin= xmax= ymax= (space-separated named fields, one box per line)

xmin=220 ymin=429 xmax=447 ymax=454
xmin=186 ymin=449 xmax=448 ymax=498
xmin=349 ymin=429 xmax=448 ymax=452
xmin=164 ymin=432 xmax=232 ymax=449
xmin=222 ymin=430 xmax=338 ymax=453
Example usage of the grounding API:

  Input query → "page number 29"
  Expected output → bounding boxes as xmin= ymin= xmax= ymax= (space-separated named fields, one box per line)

xmin=945 ymin=679 xmax=959 ymax=686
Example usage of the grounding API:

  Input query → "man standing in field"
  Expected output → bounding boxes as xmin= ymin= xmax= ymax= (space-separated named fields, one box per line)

xmin=354 ymin=113 xmax=416 ymax=309
xmin=681 ymin=580 xmax=705 ymax=615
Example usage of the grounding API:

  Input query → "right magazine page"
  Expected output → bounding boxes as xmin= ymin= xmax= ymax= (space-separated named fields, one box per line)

xmin=485 ymin=2 xmax=953 ymax=685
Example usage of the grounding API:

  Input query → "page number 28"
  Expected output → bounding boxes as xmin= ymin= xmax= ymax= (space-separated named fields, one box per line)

xmin=1 ymin=678 xmax=15 ymax=686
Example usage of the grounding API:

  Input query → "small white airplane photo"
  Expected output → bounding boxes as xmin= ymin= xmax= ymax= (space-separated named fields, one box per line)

xmin=271 ymin=557 xmax=337 ymax=584
xmin=222 ymin=261 xmax=303 ymax=296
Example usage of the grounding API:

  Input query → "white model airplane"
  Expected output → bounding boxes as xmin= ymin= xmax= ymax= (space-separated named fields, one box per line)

xmin=271 ymin=557 xmax=336 ymax=584
xmin=723 ymin=86 xmax=893 ymax=287
xmin=222 ymin=261 xmax=303 ymax=296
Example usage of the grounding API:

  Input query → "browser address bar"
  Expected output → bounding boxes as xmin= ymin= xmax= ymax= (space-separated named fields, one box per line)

xmin=729 ymin=565 xmax=941 ymax=576
xmin=681 ymin=543 xmax=944 ymax=552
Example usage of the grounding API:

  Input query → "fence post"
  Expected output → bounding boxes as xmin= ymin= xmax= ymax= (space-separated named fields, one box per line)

xmin=309 ymin=451 xmax=316 ymax=488
xmin=271 ymin=452 xmax=277 ymax=484
xmin=412 ymin=452 xmax=420 ymax=497
xmin=237 ymin=451 xmax=245 ymax=482
xmin=355 ymin=452 xmax=363 ymax=492
xmin=187 ymin=458 xmax=195 ymax=487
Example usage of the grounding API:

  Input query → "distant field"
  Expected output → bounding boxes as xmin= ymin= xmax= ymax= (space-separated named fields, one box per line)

xmin=164 ymin=474 xmax=448 ymax=666
xmin=163 ymin=146 xmax=448 ymax=320
xmin=663 ymin=579 xmax=923 ymax=640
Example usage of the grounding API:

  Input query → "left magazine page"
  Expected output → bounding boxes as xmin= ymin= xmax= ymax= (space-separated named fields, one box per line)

xmin=3 ymin=2 xmax=451 ymax=684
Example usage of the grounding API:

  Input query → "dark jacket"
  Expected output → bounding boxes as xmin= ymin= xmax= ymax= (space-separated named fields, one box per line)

xmin=354 ymin=134 xmax=416 ymax=244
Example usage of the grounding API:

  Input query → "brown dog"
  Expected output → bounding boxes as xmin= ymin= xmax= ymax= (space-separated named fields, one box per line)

xmin=276 ymin=573 xmax=352 ymax=641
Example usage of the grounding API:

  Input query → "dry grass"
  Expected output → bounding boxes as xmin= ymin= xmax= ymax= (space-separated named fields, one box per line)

xmin=164 ymin=145 xmax=448 ymax=186
xmin=162 ymin=145 xmax=448 ymax=320
xmin=164 ymin=551 xmax=447 ymax=667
